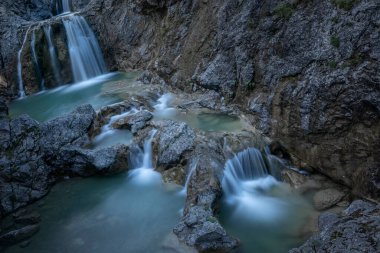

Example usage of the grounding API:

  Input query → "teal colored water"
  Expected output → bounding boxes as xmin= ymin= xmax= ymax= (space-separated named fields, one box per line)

xmin=4 ymin=174 xmax=185 ymax=253
xmin=220 ymin=178 xmax=316 ymax=253
xmin=9 ymin=72 xmax=141 ymax=122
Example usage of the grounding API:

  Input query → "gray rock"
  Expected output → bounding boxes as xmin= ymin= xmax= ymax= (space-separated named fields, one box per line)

xmin=154 ymin=120 xmax=195 ymax=167
xmin=313 ymin=188 xmax=346 ymax=211
xmin=290 ymin=200 xmax=380 ymax=253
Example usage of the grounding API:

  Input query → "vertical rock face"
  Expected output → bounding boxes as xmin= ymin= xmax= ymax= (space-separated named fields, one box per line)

xmin=80 ymin=0 xmax=380 ymax=201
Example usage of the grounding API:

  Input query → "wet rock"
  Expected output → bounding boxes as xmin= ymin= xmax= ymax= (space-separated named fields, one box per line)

xmin=0 ymin=224 xmax=39 ymax=246
xmin=13 ymin=211 xmax=41 ymax=225
xmin=313 ymin=188 xmax=347 ymax=211
xmin=154 ymin=120 xmax=195 ymax=168
xmin=290 ymin=200 xmax=380 ymax=253
xmin=0 ymin=104 xmax=130 ymax=218
xmin=112 ymin=110 xmax=153 ymax=133
xmin=174 ymin=151 xmax=238 ymax=252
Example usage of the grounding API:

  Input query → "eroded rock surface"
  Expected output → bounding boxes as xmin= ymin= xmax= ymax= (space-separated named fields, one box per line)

xmin=290 ymin=200 xmax=380 ymax=253
xmin=0 ymin=104 xmax=129 ymax=219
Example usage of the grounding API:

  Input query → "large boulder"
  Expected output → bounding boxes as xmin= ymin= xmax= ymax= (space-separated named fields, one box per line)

xmin=0 ymin=104 xmax=129 ymax=219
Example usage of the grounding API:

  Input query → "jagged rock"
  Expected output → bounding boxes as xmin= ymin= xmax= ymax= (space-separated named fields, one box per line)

xmin=0 ymin=104 xmax=130 ymax=219
xmin=289 ymin=200 xmax=380 ymax=253
xmin=112 ymin=110 xmax=153 ymax=133
xmin=154 ymin=120 xmax=195 ymax=168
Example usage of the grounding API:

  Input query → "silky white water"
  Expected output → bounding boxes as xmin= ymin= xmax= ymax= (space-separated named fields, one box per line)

xmin=43 ymin=25 xmax=63 ymax=85
xmin=221 ymin=147 xmax=315 ymax=253
xmin=30 ymin=30 xmax=45 ymax=91
xmin=63 ymin=16 xmax=107 ymax=82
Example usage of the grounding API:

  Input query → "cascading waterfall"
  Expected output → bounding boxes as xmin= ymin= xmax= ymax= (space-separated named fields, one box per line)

xmin=154 ymin=93 xmax=177 ymax=118
xmin=63 ymin=16 xmax=107 ymax=83
xmin=128 ymin=129 xmax=161 ymax=184
xmin=16 ymin=0 xmax=107 ymax=98
xmin=179 ymin=160 xmax=198 ymax=195
xmin=43 ymin=25 xmax=63 ymax=85
xmin=222 ymin=147 xmax=287 ymax=221
xmin=31 ymin=31 xmax=45 ymax=91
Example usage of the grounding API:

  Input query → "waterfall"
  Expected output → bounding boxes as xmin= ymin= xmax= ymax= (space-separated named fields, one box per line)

xmin=92 ymin=109 xmax=138 ymax=149
xmin=63 ymin=16 xmax=107 ymax=83
xmin=222 ymin=147 xmax=286 ymax=221
xmin=128 ymin=129 xmax=161 ymax=184
xmin=223 ymin=148 xmax=270 ymax=196
xmin=31 ymin=30 xmax=45 ymax=91
xmin=54 ymin=0 xmax=71 ymax=14
xmin=17 ymin=26 xmax=33 ymax=98
xmin=154 ymin=93 xmax=177 ymax=119
xmin=179 ymin=160 xmax=198 ymax=195
xmin=43 ymin=25 xmax=63 ymax=85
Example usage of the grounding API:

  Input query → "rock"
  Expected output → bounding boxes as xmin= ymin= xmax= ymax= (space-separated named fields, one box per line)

xmin=13 ymin=211 xmax=41 ymax=225
xmin=0 ymin=104 xmax=130 ymax=218
xmin=154 ymin=120 xmax=195 ymax=168
xmin=112 ymin=110 xmax=153 ymax=133
xmin=313 ymin=188 xmax=346 ymax=211
xmin=0 ymin=224 xmax=39 ymax=246
xmin=290 ymin=200 xmax=380 ymax=253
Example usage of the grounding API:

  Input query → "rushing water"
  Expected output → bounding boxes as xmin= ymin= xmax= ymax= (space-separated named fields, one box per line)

xmin=220 ymin=148 xmax=316 ymax=253
xmin=90 ymin=109 xmax=139 ymax=149
xmin=9 ymin=72 xmax=140 ymax=122
xmin=30 ymin=30 xmax=45 ymax=91
xmin=43 ymin=25 xmax=63 ymax=85
xmin=63 ymin=16 xmax=107 ymax=82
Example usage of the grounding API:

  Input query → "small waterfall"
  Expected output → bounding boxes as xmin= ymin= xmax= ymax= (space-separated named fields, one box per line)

xmin=43 ymin=25 xmax=63 ymax=85
xmin=222 ymin=147 xmax=286 ymax=221
xmin=128 ymin=129 xmax=161 ymax=184
xmin=63 ymin=16 xmax=107 ymax=83
xmin=179 ymin=160 xmax=198 ymax=195
xmin=54 ymin=0 xmax=71 ymax=14
xmin=92 ymin=109 xmax=138 ymax=149
xmin=31 ymin=30 xmax=45 ymax=91
xmin=17 ymin=26 xmax=33 ymax=97
xmin=223 ymin=148 xmax=269 ymax=196
xmin=154 ymin=93 xmax=177 ymax=118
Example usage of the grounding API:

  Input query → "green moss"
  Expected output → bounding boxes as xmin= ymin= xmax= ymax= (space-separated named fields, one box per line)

xmin=328 ymin=60 xmax=338 ymax=69
xmin=330 ymin=36 xmax=340 ymax=48
xmin=349 ymin=53 xmax=364 ymax=66
xmin=275 ymin=4 xmax=294 ymax=20
xmin=332 ymin=0 xmax=358 ymax=11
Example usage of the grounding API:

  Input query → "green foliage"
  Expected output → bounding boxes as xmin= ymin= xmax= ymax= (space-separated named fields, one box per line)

xmin=349 ymin=53 xmax=364 ymax=66
xmin=330 ymin=36 xmax=340 ymax=48
xmin=328 ymin=60 xmax=338 ymax=69
xmin=275 ymin=4 xmax=294 ymax=20
xmin=332 ymin=0 xmax=357 ymax=11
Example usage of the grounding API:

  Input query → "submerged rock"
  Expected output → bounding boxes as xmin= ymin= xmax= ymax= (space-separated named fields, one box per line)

xmin=0 ymin=224 xmax=39 ymax=246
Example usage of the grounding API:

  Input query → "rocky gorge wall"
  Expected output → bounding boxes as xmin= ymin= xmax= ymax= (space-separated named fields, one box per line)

xmin=0 ymin=0 xmax=379 ymax=202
